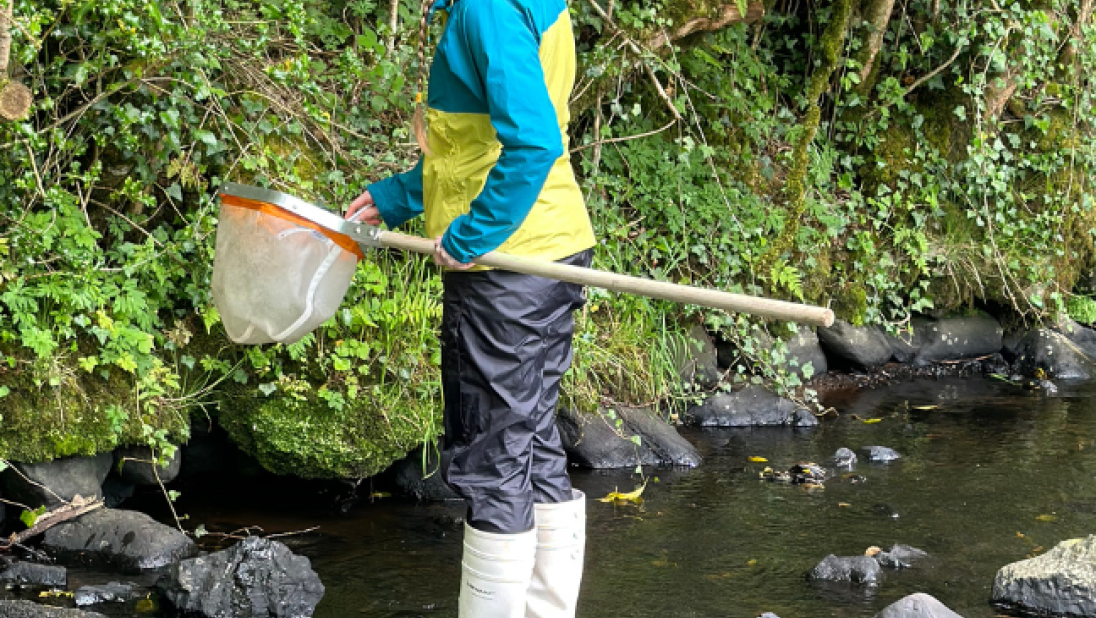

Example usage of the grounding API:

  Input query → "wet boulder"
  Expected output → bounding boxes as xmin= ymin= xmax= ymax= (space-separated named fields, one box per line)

xmin=42 ymin=508 xmax=196 ymax=573
xmin=992 ymin=534 xmax=1096 ymax=616
xmin=888 ymin=317 xmax=1003 ymax=365
xmin=0 ymin=601 xmax=107 ymax=618
xmin=0 ymin=562 xmax=66 ymax=586
xmin=817 ymin=321 xmax=893 ymax=370
xmin=157 ymin=536 xmax=325 ymax=618
xmin=809 ymin=554 xmax=884 ymax=586
xmin=1 ymin=453 xmax=112 ymax=509
xmin=388 ymin=444 xmax=460 ymax=501
xmin=862 ymin=446 xmax=901 ymax=462
xmin=114 ymin=445 xmax=182 ymax=486
xmin=1013 ymin=327 xmax=1096 ymax=380
xmin=875 ymin=593 xmax=965 ymax=618
xmin=74 ymin=582 xmax=141 ymax=606
xmin=557 ymin=406 xmax=701 ymax=469
xmin=684 ymin=385 xmax=817 ymax=427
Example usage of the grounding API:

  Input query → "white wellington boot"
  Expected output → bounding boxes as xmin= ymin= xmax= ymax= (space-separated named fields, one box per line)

xmin=526 ymin=490 xmax=586 ymax=618
xmin=459 ymin=523 xmax=537 ymax=618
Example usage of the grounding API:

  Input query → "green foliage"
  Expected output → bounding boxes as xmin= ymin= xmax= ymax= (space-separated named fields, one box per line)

xmin=4 ymin=0 xmax=1096 ymax=475
xmin=1068 ymin=296 xmax=1096 ymax=326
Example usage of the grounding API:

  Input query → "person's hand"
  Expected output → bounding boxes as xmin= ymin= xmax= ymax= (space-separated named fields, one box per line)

xmin=346 ymin=189 xmax=382 ymax=225
xmin=434 ymin=236 xmax=474 ymax=270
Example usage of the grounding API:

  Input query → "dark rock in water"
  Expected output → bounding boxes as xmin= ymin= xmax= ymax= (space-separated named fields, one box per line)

xmin=809 ymin=554 xmax=884 ymax=586
xmin=875 ymin=544 xmax=930 ymax=569
xmin=993 ymin=534 xmax=1096 ymax=616
xmin=557 ymin=406 xmax=701 ymax=469
xmin=389 ymin=445 xmax=460 ymax=501
xmin=157 ymin=536 xmax=324 ymax=618
xmin=981 ymin=353 xmax=1011 ymax=376
xmin=0 ymin=601 xmax=107 ymax=617
xmin=1014 ymin=327 xmax=1096 ymax=380
xmin=875 ymin=593 xmax=965 ymax=618
xmin=100 ymin=476 xmax=135 ymax=509
xmin=114 ymin=445 xmax=182 ymax=486
xmin=0 ymin=562 xmax=66 ymax=586
xmin=818 ymin=321 xmax=893 ymax=370
xmin=42 ymin=508 xmax=196 ymax=573
xmin=910 ymin=316 xmax=1003 ymax=364
xmin=862 ymin=446 xmax=901 ymax=462
xmin=668 ymin=324 xmax=722 ymax=390
xmin=684 ymin=385 xmax=818 ymax=428
xmin=1 ymin=454 xmax=112 ymax=509
xmin=74 ymin=582 xmax=140 ymax=606
xmin=830 ymin=448 xmax=857 ymax=469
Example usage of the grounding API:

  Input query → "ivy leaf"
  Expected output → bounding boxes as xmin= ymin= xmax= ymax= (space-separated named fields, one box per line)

xmin=20 ymin=505 xmax=47 ymax=529
xmin=258 ymin=382 xmax=277 ymax=396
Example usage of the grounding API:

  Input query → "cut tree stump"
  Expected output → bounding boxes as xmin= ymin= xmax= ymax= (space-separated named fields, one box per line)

xmin=0 ymin=79 xmax=30 ymax=120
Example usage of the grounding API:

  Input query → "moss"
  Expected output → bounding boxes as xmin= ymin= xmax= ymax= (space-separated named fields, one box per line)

xmin=0 ymin=366 xmax=190 ymax=463
xmin=219 ymin=386 xmax=440 ymax=479
xmin=832 ymin=282 xmax=869 ymax=325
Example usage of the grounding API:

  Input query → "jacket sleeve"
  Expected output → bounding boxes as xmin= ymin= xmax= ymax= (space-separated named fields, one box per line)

xmin=367 ymin=158 xmax=425 ymax=229
xmin=440 ymin=2 xmax=563 ymax=263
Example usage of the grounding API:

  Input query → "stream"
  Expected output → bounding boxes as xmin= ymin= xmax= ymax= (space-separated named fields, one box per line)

xmin=19 ymin=375 xmax=1096 ymax=617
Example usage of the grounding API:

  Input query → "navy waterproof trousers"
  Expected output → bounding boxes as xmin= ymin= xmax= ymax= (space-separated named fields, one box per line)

xmin=440 ymin=249 xmax=592 ymax=534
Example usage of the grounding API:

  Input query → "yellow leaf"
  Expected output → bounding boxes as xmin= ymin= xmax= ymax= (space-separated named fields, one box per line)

xmin=38 ymin=590 xmax=73 ymax=598
xmin=135 ymin=598 xmax=157 ymax=613
xmin=598 ymin=482 xmax=646 ymax=505
xmin=747 ymin=559 xmax=758 ymax=566
xmin=862 ymin=418 xmax=883 ymax=424
xmin=748 ymin=456 xmax=768 ymax=463
xmin=911 ymin=405 xmax=939 ymax=410
xmin=1035 ymin=514 xmax=1057 ymax=522
xmin=369 ymin=492 xmax=391 ymax=499
xmin=838 ymin=502 xmax=851 ymax=507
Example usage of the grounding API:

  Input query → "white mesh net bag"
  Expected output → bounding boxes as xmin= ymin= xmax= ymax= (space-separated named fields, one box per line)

xmin=212 ymin=188 xmax=362 ymax=345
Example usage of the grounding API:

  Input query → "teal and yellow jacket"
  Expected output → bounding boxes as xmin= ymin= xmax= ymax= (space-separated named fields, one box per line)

xmin=368 ymin=0 xmax=595 ymax=264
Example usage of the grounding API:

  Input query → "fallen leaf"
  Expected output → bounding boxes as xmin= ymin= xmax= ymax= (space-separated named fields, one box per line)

xmin=1016 ymin=531 xmax=1026 ymax=538
xmin=864 ymin=546 xmax=882 ymax=556
xmin=911 ymin=405 xmax=939 ymax=410
xmin=747 ymin=559 xmax=758 ymax=566
xmin=599 ymin=482 xmax=646 ymax=505
xmin=748 ymin=456 xmax=768 ymax=463
xmin=1035 ymin=514 xmax=1057 ymax=522
xmin=862 ymin=418 xmax=883 ymax=424
xmin=838 ymin=502 xmax=852 ymax=508
xmin=135 ymin=598 xmax=157 ymax=613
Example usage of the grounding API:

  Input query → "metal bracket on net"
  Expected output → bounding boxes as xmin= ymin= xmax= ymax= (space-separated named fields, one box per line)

xmin=220 ymin=182 xmax=385 ymax=249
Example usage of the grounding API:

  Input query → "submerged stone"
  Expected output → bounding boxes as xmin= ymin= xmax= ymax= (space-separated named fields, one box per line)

xmin=809 ymin=554 xmax=884 ymax=586
xmin=862 ymin=446 xmax=901 ymax=462
xmin=875 ymin=593 xmax=965 ymax=618
xmin=157 ymin=536 xmax=324 ymax=618
xmin=74 ymin=582 xmax=140 ymax=606
xmin=993 ymin=534 xmax=1096 ymax=616
xmin=0 ymin=601 xmax=107 ymax=617
xmin=875 ymin=544 xmax=929 ymax=569
xmin=0 ymin=562 xmax=66 ymax=587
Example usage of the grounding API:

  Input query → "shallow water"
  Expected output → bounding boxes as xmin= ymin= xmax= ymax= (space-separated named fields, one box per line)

xmin=18 ymin=376 xmax=1096 ymax=617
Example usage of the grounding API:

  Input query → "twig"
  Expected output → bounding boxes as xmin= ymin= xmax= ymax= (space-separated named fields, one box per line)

xmin=265 ymin=526 xmax=320 ymax=540
xmin=583 ymin=0 xmax=682 ymax=122
xmin=88 ymin=198 xmax=164 ymax=247
xmin=0 ymin=498 xmax=104 ymax=550
xmin=570 ymin=119 xmax=676 ymax=154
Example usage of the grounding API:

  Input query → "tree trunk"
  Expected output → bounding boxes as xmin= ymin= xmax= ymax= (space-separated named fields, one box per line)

xmin=852 ymin=0 xmax=896 ymax=99
xmin=0 ymin=0 xmax=12 ymax=77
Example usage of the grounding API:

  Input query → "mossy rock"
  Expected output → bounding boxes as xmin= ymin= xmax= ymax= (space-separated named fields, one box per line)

xmin=0 ymin=368 xmax=189 ymax=464
xmin=218 ymin=389 xmax=440 ymax=479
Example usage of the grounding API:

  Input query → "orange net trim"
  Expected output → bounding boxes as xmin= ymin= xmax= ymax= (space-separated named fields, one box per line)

xmin=220 ymin=193 xmax=364 ymax=259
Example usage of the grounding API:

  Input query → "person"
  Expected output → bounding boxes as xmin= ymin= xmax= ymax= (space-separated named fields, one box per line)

xmin=345 ymin=0 xmax=596 ymax=616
